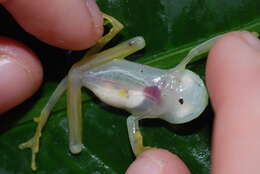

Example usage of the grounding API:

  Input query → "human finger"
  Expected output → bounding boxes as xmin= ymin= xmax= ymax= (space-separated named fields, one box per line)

xmin=125 ymin=149 xmax=191 ymax=174
xmin=0 ymin=36 xmax=43 ymax=113
xmin=206 ymin=31 xmax=260 ymax=173
xmin=1 ymin=0 xmax=103 ymax=50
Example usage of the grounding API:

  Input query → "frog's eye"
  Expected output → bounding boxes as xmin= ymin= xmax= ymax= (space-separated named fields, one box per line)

xmin=178 ymin=98 xmax=184 ymax=105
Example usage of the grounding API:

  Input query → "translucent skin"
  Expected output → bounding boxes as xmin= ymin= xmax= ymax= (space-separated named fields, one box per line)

xmin=83 ymin=59 xmax=208 ymax=123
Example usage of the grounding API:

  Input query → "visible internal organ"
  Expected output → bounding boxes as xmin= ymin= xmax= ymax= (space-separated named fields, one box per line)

xmin=91 ymin=84 xmax=162 ymax=114
xmin=130 ymin=86 xmax=162 ymax=114
xmin=143 ymin=86 xmax=161 ymax=104
xmin=91 ymin=85 xmax=146 ymax=109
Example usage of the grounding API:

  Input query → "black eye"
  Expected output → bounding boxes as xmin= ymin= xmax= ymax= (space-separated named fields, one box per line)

xmin=178 ymin=98 xmax=184 ymax=105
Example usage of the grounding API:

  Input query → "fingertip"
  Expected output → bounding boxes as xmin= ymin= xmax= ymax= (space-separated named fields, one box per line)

xmin=2 ymin=0 xmax=103 ymax=50
xmin=126 ymin=149 xmax=190 ymax=174
xmin=206 ymin=30 xmax=260 ymax=111
xmin=0 ymin=36 xmax=43 ymax=113
xmin=206 ymin=31 xmax=260 ymax=173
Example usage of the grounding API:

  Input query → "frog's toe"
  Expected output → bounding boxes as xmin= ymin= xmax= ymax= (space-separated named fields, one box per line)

xmin=19 ymin=134 xmax=41 ymax=170
xmin=135 ymin=145 xmax=154 ymax=156
xmin=69 ymin=143 xmax=84 ymax=154
xmin=19 ymin=138 xmax=34 ymax=149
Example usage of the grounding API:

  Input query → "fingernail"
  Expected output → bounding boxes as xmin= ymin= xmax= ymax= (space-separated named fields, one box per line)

xmin=85 ymin=0 xmax=103 ymax=35
xmin=126 ymin=152 xmax=163 ymax=174
xmin=240 ymin=31 xmax=260 ymax=50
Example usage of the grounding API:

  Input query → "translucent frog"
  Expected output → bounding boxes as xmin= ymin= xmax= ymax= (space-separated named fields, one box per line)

xmin=19 ymin=13 xmax=220 ymax=170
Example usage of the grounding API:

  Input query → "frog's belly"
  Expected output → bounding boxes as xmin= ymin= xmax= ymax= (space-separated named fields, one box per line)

xmin=81 ymin=59 xmax=165 ymax=114
xmin=89 ymin=86 xmax=146 ymax=109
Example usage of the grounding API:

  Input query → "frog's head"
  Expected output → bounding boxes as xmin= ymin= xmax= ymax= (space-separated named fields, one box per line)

xmin=159 ymin=69 xmax=208 ymax=124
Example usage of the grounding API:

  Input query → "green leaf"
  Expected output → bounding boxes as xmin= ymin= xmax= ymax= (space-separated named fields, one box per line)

xmin=0 ymin=0 xmax=260 ymax=174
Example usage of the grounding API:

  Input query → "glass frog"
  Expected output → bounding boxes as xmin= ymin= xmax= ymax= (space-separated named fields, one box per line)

xmin=19 ymin=13 xmax=220 ymax=171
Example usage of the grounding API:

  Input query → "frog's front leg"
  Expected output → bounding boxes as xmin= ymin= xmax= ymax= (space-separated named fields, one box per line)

xmin=177 ymin=32 xmax=259 ymax=68
xmin=127 ymin=115 xmax=151 ymax=156
xmin=177 ymin=35 xmax=220 ymax=69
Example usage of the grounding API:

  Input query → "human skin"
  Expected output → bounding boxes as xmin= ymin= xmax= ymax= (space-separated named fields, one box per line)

xmin=1 ymin=1 xmax=260 ymax=173
xmin=1 ymin=0 xmax=104 ymax=50
xmin=207 ymin=31 xmax=260 ymax=174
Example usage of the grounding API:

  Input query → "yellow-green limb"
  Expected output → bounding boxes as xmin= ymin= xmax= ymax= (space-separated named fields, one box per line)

xmin=127 ymin=115 xmax=151 ymax=156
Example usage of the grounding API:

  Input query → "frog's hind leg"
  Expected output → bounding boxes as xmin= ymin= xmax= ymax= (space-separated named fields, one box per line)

xmin=66 ymin=11 xmax=145 ymax=154
xmin=65 ymin=14 xmax=125 ymax=153
xmin=19 ymin=77 xmax=68 ymax=171
xmin=67 ymin=36 xmax=146 ymax=154
xmin=127 ymin=115 xmax=151 ymax=156
xmin=71 ymin=13 xmax=125 ymax=70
